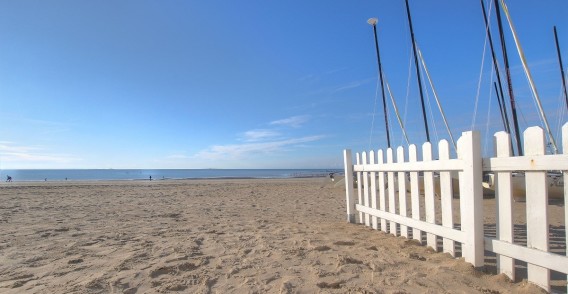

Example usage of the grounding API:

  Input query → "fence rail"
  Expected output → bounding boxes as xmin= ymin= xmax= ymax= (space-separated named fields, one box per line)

xmin=343 ymin=124 xmax=568 ymax=293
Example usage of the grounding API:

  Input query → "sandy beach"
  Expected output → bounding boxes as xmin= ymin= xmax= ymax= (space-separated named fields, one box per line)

xmin=0 ymin=178 xmax=554 ymax=293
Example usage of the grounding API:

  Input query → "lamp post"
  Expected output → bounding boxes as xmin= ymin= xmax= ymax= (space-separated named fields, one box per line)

xmin=368 ymin=17 xmax=391 ymax=148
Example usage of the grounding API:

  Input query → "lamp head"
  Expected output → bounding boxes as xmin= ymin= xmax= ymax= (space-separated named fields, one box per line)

xmin=367 ymin=18 xmax=378 ymax=26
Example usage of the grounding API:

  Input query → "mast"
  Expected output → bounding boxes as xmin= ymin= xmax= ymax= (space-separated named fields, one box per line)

xmin=494 ymin=0 xmax=523 ymax=155
xmin=494 ymin=82 xmax=509 ymax=133
xmin=500 ymin=0 xmax=558 ymax=154
xmin=480 ymin=0 xmax=514 ymax=152
xmin=368 ymin=18 xmax=391 ymax=148
xmin=554 ymin=26 xmax=568 ymax=111
xmin=404 ymin=0 xmax=430 ymax=142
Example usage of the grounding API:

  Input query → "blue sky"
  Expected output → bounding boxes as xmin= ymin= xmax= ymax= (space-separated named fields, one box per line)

xmin=0 ymin=1 xmax=566 ymax=169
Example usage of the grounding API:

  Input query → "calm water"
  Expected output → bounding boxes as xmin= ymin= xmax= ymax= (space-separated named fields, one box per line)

xmin=0 ymin=169 xmax=341 ymax=182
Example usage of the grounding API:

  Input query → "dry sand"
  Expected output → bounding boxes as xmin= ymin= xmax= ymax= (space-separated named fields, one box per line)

xmin=0 ymin=178 xmax=555 ymax=293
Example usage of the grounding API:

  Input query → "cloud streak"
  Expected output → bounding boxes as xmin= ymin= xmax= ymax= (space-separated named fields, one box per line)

xmin=270 ymin=115 xmax=309 ymax=128
xmin=0 ymin=142 xmax=79 ymax=165
xmin=195 ymin=135 xmax=325 ymax=160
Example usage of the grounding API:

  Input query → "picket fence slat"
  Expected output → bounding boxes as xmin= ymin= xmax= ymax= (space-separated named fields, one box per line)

xmin=563 ymin=123 xmax=568 ymax=294
xmin=378 ymin=150 xmax=387 ymax=232
xmin=423 ymin=142 xmax=437 ymax=250
xmin=409 ymin=144 xmax=422 ymax=243
xmin=362 ymin=152 xmax=371 ymax=227
xmin=387 ymin=148 xmax=397 ymax=236
xmin=439 ymin=140 xmax=455 ymax=256
xmin=356 ymin=153 xmax=363 ymax=224
xmin=370 ymin=151 xmax=379 ymax=230
xmin=494 ymin=131 xmax=515 ymax=280
xmin=397 ymin=146 xmax=408 ymax=238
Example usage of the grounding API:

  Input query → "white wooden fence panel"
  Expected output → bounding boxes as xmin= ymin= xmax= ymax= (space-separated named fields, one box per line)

xmin=409 ymin=144 xmax=422 ymax=243
xmin=344 ymin=126 xmax=567 ymax=292
xmin=524 ymin=127 xmax=550 ymax=292
xmin=378 ymin=150 xmax=387 ymax=232
xmin=387 ymin=148 xmax=397 ymax=235
xmin=439 ymin=140 xmax=455 ymax=256
xmin=494 ymin=131 xmax=515 ymax=280
xmin=423 ymin=142 xmax=437 ymax=250
xmin=369 ymin=151 xmax=379 ymax=230
xmin=397 ymin=146 xmax=408 ymax=238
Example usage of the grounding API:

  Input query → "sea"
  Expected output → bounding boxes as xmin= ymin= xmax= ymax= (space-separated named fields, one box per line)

xmin=0 ymin=169 xmax=343 ymax=182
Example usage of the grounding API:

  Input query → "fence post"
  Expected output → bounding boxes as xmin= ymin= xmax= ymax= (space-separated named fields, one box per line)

xmin=524 ymin=127 xmax=550 ymax=292
xmin=457 ymin=131 xmax=484 ymax=268
xmin=343 ymin=149 xmax=356 ymax=223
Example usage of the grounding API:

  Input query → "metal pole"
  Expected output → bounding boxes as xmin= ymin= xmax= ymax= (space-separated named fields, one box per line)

xmin=480 ymin=0 xmax=513 ymax=137
xmin=368 ymin=18 xmax=391 ymax=148
xmin=404 ymin=0 xmax=430 ymax=142
xmin=554 ymin=26 xmax=568 ymax=111
xmin=494 ymin=0 xmax=523 ymax=156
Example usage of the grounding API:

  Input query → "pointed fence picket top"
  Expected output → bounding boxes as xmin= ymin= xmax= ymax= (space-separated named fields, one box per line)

xmin=422 ymin=142 xmax=437 ymax=250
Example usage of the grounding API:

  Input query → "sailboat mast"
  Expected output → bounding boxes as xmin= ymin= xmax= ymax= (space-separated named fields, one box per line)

xmin=500 ymin=0 xmax=558 ymax=154
xmin=494 ymin=82 xmax=509 ymax=134
xmin=493 ymin=0 xmax=523 ymax=156
xmin=368 ymin=18 xmax=391 ymax=148
xmin=480 ymin=0 xmax=513 ymax=140
xmin=554 ymin=26 xmax=568 ymax=111
xmin=404 ymin=0 xmax=430 ymax=142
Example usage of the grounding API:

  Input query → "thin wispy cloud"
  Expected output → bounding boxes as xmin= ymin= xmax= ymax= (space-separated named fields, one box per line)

xmin=0 ymin=142 xmax=79 ymax=164
xmin=270 ymin=115 xmax=309 ymax=128
xmin=195 ymin=135 xmax=325 ymax=160
xmin=331 ymin=78 xmax=374 ymax=93
xmin=241 ymin=129 xmax=280 ymax=142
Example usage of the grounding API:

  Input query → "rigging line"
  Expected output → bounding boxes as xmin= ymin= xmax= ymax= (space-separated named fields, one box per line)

xmin=417 ymin=46 xmax=457 ymax=151
xmin=369 ymin=73 xmax=381 ymax=150
xmin=419 ymin=60 xmax=440 ymax=144
xmin=383 ymin=73 xmax=411 ymax=145
xmin=500 ymin=0 xmax=558 ymax=154
xmin=472 ymin=5 xmax=491 ymax=130
xmin=483 ymin=68 xmax=497 ymax=156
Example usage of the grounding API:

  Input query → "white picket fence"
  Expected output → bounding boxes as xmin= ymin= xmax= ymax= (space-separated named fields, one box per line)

xmin=343 ymin=124 xmax=568 ymax=293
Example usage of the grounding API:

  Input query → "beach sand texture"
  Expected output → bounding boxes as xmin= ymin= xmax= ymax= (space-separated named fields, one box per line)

xmin=0 ymin=178 xmax=557 ymax=293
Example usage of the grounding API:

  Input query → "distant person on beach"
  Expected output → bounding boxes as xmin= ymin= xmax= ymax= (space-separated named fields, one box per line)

xmin=329 ymin=173 xmax=335 ymax=181
xmin=149 ymin=175 xmax=152 ymax=181
xmin=6 ymin=175 xmax=12 ymax=182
